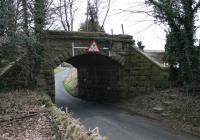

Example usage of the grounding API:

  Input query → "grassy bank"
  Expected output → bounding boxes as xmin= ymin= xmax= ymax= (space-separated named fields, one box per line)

xmin=54 ymin=65 xmax=66 ymax=74
xmin=54 ymin=65 xmax=78 ymax=96
xmin=63 ymin=68 xmax=78 ymax=96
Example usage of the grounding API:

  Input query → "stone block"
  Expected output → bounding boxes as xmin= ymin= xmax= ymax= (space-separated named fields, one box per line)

xmin=153 ymin=106 xmax=164 ymax=113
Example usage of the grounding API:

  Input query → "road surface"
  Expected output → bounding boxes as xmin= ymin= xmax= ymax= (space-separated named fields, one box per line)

xmin=55 ymin=69 xmax=200 ymax=140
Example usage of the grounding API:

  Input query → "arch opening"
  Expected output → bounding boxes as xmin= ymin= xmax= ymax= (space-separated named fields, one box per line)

xmin=53 ymin=53 xmax=128 ymax=102
xmin=54 ymin=62 xmax=78 ymax=96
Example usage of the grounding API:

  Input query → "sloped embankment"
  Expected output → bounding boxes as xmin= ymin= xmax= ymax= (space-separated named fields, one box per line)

xmin=63 ymin=68 xmax=78 ymax=96
xmin=115 ymin=88 xmax=200 ymax=137
xmin=0 ymin=91 xmax=108 ymax=140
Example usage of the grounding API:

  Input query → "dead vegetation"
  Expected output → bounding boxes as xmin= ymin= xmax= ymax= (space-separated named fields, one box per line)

xmin=0 ymin=91 xmax=108 ymax=140
xmin=49 ymin=106 xmax=108 ymax=140
xmin=0 ymin=91 xmax=56 ymax=140
xmin=116 ymin=88 xmax=200 ymax=136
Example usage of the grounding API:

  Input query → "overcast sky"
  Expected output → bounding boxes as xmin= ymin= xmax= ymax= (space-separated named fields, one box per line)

xmin=69 ymin=0 xmax=166 ymax=50
xmin=63 ymin=0 xmax=200 ymax=50
xmin=104 ymin=0 xmax=166 ymax=50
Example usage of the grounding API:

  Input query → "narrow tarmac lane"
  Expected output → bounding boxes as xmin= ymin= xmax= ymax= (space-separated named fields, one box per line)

xmin=55 ymin=69 xmax=200 ymax=140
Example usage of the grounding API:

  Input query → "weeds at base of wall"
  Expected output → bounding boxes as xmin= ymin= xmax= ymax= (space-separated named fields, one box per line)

xmin=45 ymin=94 xmax=108 ymax=140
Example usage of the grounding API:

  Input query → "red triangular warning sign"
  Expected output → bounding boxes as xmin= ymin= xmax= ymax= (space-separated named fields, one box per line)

xmin=87 ymin=40 xmax=100 ymax=53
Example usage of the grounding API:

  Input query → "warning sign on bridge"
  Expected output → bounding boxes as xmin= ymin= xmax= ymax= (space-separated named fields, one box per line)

xmin=87 ymin=40 xmax=100 ymax=53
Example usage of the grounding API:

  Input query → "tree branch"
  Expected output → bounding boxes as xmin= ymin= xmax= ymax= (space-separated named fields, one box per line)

xmin=101 ymin=0 xmax=111 ymax=30
xmin=193 ymin=1 xmax=200 ymax=13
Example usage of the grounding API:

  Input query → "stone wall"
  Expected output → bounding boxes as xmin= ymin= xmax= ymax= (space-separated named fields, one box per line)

xmin=0 ymin=31 xmax=169 ymax=101
xmin=39 ymin=31 xmax=133 ymax=100
xmin=124 ymin=47 xmax=169 ymax=96
xmin=78 ymin=64 xmax=128 ymax=101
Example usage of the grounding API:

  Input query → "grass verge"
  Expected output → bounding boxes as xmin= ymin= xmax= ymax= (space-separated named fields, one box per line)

xmin=63 ymin=68 xmax=78 ymax=96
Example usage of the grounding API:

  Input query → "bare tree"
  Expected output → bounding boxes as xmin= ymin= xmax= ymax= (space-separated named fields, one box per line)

xmin=90 ymin=0 xmax=111 ymax=30
xmin=100 ymin=0 xmax=111 ymax=30
xmin=54 ymin=0 xmax=77 ymax=31
xmin=83 ymin=0 xmax=111 ymax=32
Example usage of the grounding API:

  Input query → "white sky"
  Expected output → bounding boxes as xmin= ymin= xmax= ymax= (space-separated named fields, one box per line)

xmin=70 ymin=0 xmax=166 ymax=50
xmin=103 ymin=0 xmax=166 ymax=50
xmin=58 ymin=0 xmax=200 ymax=50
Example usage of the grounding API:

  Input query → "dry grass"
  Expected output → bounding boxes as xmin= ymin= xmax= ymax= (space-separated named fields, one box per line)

xmin=116 ymin=88 xmax=200 ymax=136
xmin=49 ymin=106 xmax=108 ymax=140
xmin=0 ymin=90 xmax=56 ymax=140
xmin=54 ymin=65 xmax=66 ymax=74
xmin=0 ymin=90 xmax=108 ymax=140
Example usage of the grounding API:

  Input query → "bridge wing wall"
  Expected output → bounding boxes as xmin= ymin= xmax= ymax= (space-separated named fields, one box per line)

xmin=124 ymin=46 xmax=169 ymax=96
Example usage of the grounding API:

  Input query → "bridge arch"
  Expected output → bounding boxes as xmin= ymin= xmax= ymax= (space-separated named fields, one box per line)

xmin=36 ymin=31 xmax=169 ymax=101
xmin=47 ymin=52 xmax=129 ymax=101
xmin=0 ymin=31 xmax=169 ymax=100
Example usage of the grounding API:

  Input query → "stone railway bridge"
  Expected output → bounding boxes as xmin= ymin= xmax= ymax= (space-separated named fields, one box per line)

xmin=0 ymin=31 xmax=169 ymax=101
